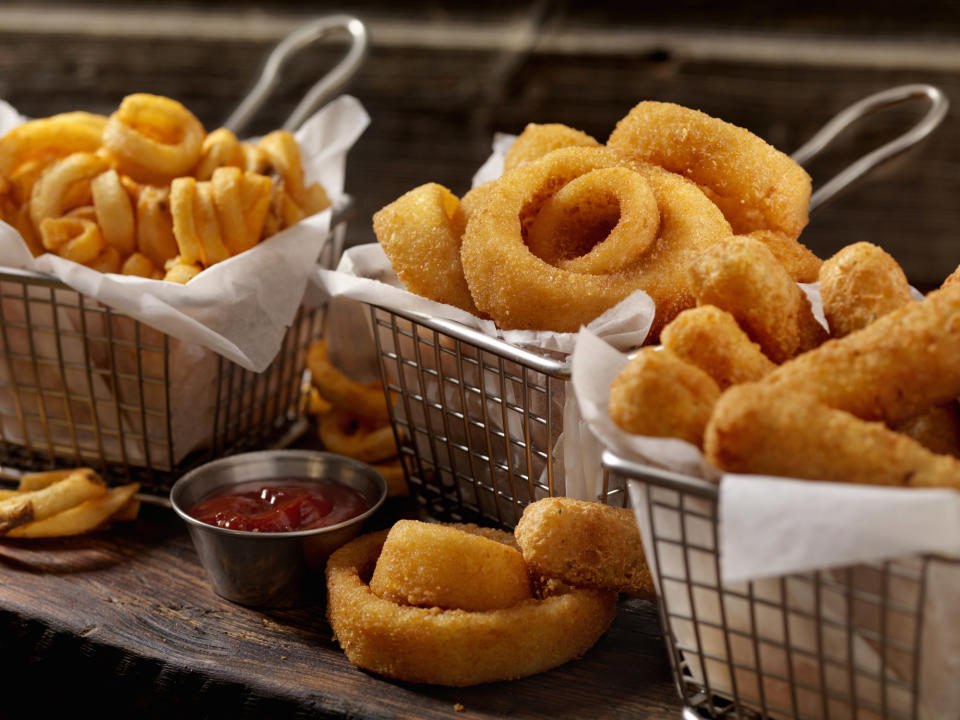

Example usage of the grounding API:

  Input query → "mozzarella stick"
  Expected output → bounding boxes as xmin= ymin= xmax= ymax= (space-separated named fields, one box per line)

xmin=689 ymin=235 xmax=827 ymax=362
xmin=660 ymin=305 xmax=776 ymax=389
xmin=761 ymin=281 xmax=960 ymax=426
xmin=819 ymin=242 xmax=913 ymax=338
xmin=705 ymin=384 xmax=960 ymax=489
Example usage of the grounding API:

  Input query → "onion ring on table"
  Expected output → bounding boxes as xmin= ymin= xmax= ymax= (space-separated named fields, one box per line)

xmin=515 ymin=497 xmax=654 ymax=598
xmin=0 ymin=111 xmax=106 ymax=178
xmin=607 ymin=101 xmax=819 ymax=282
xmin=194 ymin=127 xmax=242 ymax=181
xmin=503 ymin=123 xmax=600 ymax=172
xmin=660 ymin=305 xmax=776 ymax=389
xmin=91 ymin=169 xmax=136 ymax=256
xmin=306 ymin=340 xmax=390 ymax=424
xmin=102 ymin=94 xmax=205 ymax=185
xmin=87 ymin=246 xmax=122 ymax=274
xmin=28 ymin=152 xmax=108 ymax=231
xmin=136 ymin=185 xmax=179 ymax=268
xmin=39 ymin=217 xmax=105 ymax=265
xmin=121 ymin=251 xmax=159 ymax=278
xmin=818 ymin=241 xmax=913 ymax=339
xmin=373 ymin=183 xmax=480 ymax=315
xmin=258 ymin=129 xmax=307 ymax=205
xmin=608 ymin=346 xmax=721 ymax=447
xmin=169 ymin=177 xmax=202 ymax=265
xmin=460 ymin=146 xmax=732 ymax=335
xmin=525 ymin=166 xmax=660 ymax=274
xmin=326 ymin=529 xmax=616 ymax=686
xmin=689 ymin=235 xmax=826 ymax=363
xmin=194 ymin=181 xmax=231 ymax=266
xmin=318 ymin=408 xmax=398 ymax=464
xmin=369 ymin=520 xmax=532 ymax=611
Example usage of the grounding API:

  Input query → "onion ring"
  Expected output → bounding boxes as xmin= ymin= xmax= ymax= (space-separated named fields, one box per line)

xmin=39 ymin=217 xmax=105 ymax=265
xmin=102 ymin=93 xmax=205 ymax=185
xmin=369 ymin=520 xmax=532 ymax=611
xmin=136 ymin=185 xmax=179 ymax=268
xmin=608 ymin=101 xmax=819 ymax=282
xmin=460 ymin=146 xmax=731 ymax=334
xmin=306 ymin=340 xmax=390 ymax=425
xmin=194 ymin=127 xmax=242 ymax=181
xmin=503 ymin=123 xmax=600 ymax=172
xmin=326 ymin=529 xmax=616 ymax=686
xmin=29 ymin=152 xmax=108 ymax=231
xmin=91 ymin=168 xmax=136 ymax=256
xmin=525 ymin=166 xmax=659 ymax=275
xmin=516 ymin=497 xmax=654 ymax=598
xmin=318 ymin=408 xmax=398 ymax=464
xmin=373 ymin=183 xmax=479 ymax=314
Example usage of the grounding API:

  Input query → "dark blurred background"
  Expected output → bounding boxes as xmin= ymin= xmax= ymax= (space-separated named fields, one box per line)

xmin=2 ymin=1 xmax=959 ymax=288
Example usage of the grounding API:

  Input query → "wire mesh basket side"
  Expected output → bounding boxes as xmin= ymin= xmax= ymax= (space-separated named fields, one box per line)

xmin=612 ymin=463 xmax=936 ymax=720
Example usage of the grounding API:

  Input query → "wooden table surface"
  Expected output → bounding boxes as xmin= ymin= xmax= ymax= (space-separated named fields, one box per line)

xmin=0 ymin=500 xmax=682 ymax=720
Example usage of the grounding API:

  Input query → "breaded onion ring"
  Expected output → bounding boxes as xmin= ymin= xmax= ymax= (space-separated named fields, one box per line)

xmin=526 ymin=166 xmax=659 ymax=275
xmin=689 ymin=235 xmax=826 ymax=363
xmin=29 ymin=151 xmax=108 ymax=231
xmin=91 ymin=168 xmax=136 ymax=256
xmin=326 ymin=529 xmax=616 ymax=686
xmin=460 ymin=147 xmax=731 ymax=334
xmin=103 ymin=93 xmax=205 ymax=185
xmin=608 ymin=101 xmax=818 ymax=282
xmin=609 ymin=347 xmax=720 ymax=447
xmin=516 ymin=497 xmax=654 ymax=598
xmin=818 ymin=241 xmax=913 ymax=338
xmin=318 ymin=408 xmax=398 ymax=464
xmin=660 ymin=305 xmax=776 ymax=389
xmin=373 ymin=183 xmax=479 ymax=315
xmin=503 ymin=122 xmax=600 ymax=172
xmin=306 ymin=340 xmax=390 ymax=425
xmin=369 ymin=520 xmax=532 ymax=611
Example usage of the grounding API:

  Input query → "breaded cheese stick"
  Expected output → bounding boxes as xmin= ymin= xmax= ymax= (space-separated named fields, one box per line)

xmin=819 ymin=242 xmax=913 ymax=338
xmin=689 ymin=235 xmax=827 ymax=362
xmin=761 ymin=281 xmax=960 ymax=426
xmin=660 ymin=305 xmax=776 ymax=389
xmin=609 ymin=347 xmax=720 ymax=447
xmin=705 ymin=384 xmax=960 ymax=489
xmin=515 ymin=497 xmax=654 ymax=598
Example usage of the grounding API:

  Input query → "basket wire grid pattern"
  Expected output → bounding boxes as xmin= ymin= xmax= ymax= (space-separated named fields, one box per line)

xmin=0 ymin=223 xmax=344 ymax=496
xmin=603 ymin=453 xmax=957 ymax=720
xmin=368 ymin=304 xmax=628 ymax=528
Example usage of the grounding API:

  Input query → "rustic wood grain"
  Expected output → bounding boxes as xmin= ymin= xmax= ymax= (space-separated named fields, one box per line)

xmin=0 ymin=503 xmax=680 ymax=719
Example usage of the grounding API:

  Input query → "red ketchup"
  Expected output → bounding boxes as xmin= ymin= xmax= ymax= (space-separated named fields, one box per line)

xmin=187 ymin=479 xmax=370 ymax=532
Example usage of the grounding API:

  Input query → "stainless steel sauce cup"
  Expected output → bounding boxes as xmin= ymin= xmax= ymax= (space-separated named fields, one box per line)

xmin=170 ymin=450 xmax=386 ymax=607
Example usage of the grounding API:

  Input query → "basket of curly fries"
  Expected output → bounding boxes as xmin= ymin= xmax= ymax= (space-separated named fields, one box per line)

xmin=0 ymin=17 xmax=370 ymax=494
xmin=314 ymin=84 xmax=947 ymax=529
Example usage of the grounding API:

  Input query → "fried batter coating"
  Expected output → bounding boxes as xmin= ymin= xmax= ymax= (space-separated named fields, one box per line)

xmin=689 ymin=235 xmax=827 ymax=362
xmin=761 ymin=281 xmax=960 ymax=426
xmin=740 ymin=229 xmax=822 ymax=283
xmin=369 ymin=520 xmax=532 ymax=611
xmin=607 ymin=101 xmax=815 ymax=281
xmin=705 ymin=383 xmax=960 ymax=489
xmin=819 ymin=242 xmax=913 ymax=338
xmin=660 ymin=305 xmax=776 ymax=389
xmin=608 ymin=347 xmax=720 ymax=447
xmin=503 ymin=123 xmax=600 ymax=172
xmin=515 ymin=497 xmax=654 ymax=598
xmin=943 ymin=264 xmax=960 ymax=289
xmin=326 ymin=529 xmax=616 ymax=686
xmin=372 ymin=182 xmax=479 ymax=314
xmin=461 ymin=147 xmax=732 ymax=334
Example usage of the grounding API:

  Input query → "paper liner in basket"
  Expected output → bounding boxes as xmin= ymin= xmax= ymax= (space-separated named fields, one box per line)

xmin=0 ymin=95 xmax=370 ymax=466
xmin=571 ymin=325 xmax=960 ymax=720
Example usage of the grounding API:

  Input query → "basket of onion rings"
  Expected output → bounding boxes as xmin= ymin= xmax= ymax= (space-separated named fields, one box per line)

xmin=0 ymin=16 xmax=370 ymax=495
xmin=315 ymin=84 xmax=948 ymax=530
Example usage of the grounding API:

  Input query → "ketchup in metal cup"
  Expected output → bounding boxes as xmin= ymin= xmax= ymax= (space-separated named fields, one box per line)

xmin=187 ymin=479 xmax=370 ymax=533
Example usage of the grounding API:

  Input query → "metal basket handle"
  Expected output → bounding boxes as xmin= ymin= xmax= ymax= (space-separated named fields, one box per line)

xmin=223 ymin=15 xmax=368 ymax=134
xmin=790 ymin=83 xmax=948 ymax=213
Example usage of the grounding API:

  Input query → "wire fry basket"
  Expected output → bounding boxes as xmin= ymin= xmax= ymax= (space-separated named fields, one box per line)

xmin=0 ymin=16 xmax=368 ymax=495
xmin=603 ymin=452 xmax=959 ymax=720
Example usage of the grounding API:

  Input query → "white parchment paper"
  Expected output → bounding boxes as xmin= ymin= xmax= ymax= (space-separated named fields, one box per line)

xmin=0 ymin=95 xmax=369 ymax=465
